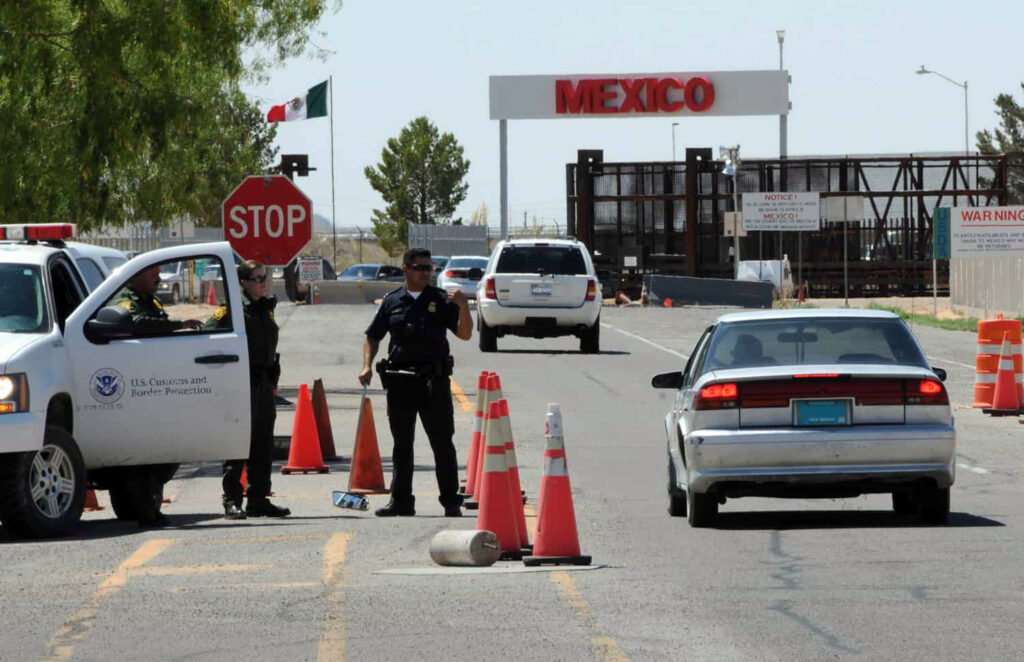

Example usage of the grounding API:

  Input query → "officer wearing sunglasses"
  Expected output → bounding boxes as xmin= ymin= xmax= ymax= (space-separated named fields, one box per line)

xmin=359 ymin=247 xmax=473 ymax=517
xmin=204 ymin=259 xmax=290 ymax=519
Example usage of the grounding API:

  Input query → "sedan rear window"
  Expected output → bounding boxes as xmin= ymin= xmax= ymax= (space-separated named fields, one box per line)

xmin=495 ymin=246 xmax=586 ymax=275
xmin=703 ymin=318 xmax=928 ymax=371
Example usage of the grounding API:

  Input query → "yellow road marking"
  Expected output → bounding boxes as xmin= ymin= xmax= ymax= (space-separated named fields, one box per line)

xmin=42 ymin=538 xmax=175 ymax=662
xmin=318 ymin=533 xmax=351 ymax=662
xmin=551 ymin=571 xmax=629 ymax=662
xmin=134 ymin=564 xmax=272 ymax=576
xmin=449 ymin=376 xmax=475 ymax=412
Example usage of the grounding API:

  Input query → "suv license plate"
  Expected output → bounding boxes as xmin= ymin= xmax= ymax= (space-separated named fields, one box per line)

xmin=531 ymin=284 xmax=552 ymax=296
xmin=794 ymin=399 xmax=850 ymax=426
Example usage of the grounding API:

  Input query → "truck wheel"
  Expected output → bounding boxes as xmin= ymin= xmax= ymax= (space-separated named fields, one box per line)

xmin=580 ymin=319 xmax=600 ymax=354
xmin=0 ymin=426 xmax=86 ymax=538
xmin=479 ymin=320 xmax=497 ymax=352
xmin=917 ymin=483 xmax=950 ymax=525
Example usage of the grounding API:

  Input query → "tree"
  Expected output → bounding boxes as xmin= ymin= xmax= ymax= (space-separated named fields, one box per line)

xmin=976 ymin=84 xmax=1024 ymax=203
xmin=469 ymin=202 xmax=489 ymax=226
xmin=0 ymin=2 xmax=339 ymax=230
xmin=364 ymin=116 xmax=470 ymax=254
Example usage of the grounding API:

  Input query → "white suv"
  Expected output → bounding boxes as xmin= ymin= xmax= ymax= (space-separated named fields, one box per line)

xmin=0 ymin=225 xmax=250 ymax=538
xmin=476 ymin=238 xmax=602 ymax=353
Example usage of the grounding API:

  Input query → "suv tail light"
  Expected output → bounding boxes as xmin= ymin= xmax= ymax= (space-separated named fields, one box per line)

xmin=585 ymin=279 xmax=598 ymax=302
xmin=694 ymin=382 xmax=738 ymax=410
xmin=483 ymin=276 xmax=497 ymax=300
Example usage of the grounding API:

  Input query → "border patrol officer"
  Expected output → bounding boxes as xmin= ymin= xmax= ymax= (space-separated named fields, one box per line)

xmin=112 ymin=265 xmax=202 ymax=335
xmin=358 ymin=247 xmax=473 ymax=517
xmin=204 ymin=260 xmax=290 ymax=519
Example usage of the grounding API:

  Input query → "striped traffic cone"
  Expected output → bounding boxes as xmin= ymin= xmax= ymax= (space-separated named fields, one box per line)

xmin=476 ymin=400 xmax=522 ymax=559
xmin=499 ymin=398 xmax=530 ymax=551
xmin=987 ymin=332 xmax=1021 ymax=415
xmin=461 ymin=371 xmax=490 ymax=496
xmin=465 ymin=373 xmax=502 ymax=510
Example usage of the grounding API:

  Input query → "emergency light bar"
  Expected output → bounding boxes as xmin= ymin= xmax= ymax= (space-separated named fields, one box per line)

xmin=0 ymin=224 xmax=76 ymax=241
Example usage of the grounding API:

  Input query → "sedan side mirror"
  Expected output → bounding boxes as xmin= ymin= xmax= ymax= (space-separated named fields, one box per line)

xmin=651 ymin=371 xmax=684 ymax=389
xmin=85 ymin=305 xmax=134 ymax=343
xmin=931 ymin=367 xmax=947 ymax=382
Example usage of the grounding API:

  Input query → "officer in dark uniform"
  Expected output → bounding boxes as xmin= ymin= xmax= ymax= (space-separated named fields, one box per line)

xmin=111 ymin=265 xmax=202 ymax=527
xmin=113 ymin=265 xmax=202 ymax=334
xmin=358 ymin=247 xmax=473 ymax=517
xmin=204 ymin=260 xmax=290 ymax=519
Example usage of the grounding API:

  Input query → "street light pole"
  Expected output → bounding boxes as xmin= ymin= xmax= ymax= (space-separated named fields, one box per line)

xmin=721 ymin=145 xmax=741 ymax=279
xmin=671 ymin=122 xmax=679 ymax=161
xmin=916 ymin=65 xmax=969 ymax=156
xmin=777 ymin=30 xmax=786 ymax=159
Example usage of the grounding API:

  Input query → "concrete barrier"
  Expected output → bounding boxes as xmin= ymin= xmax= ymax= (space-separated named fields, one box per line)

xmin=220 ymin=279 xmax=399 ymax=304
xmin=644 ymin=274 xmax=774 ymax=309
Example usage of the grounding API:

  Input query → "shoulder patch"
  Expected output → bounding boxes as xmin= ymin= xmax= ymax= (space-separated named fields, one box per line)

xmin=153 ymin=298 xmax=164 ymax=310
xmin=212 ymin=306 xmax=227 ymax=321
xmin=117 ymin=300 xmax=132 ymax=311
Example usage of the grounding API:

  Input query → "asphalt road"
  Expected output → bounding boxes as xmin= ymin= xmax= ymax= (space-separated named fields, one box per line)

xmin=3 ymin=303 xmax=1023 ymax=661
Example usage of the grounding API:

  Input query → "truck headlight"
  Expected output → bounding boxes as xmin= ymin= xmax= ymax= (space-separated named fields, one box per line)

xmin=0 ymin=373 xmax=29 ymax=414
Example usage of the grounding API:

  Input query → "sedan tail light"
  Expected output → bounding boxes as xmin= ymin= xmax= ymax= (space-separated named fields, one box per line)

xmin=695 ymin=382 xmax=739 ymax=410
xmin=585 ymin=279 xmax=598 ymax=302
xmin=907 ymin=379 xmax=949 ymax=405
xmin=483 ymin=276 xmax=497 ymax=300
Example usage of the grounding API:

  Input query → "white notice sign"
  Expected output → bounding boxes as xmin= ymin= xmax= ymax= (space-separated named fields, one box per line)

xmin=950 ymin=206 xmax=1024 ymax=258
xmin=297 ymin=256 xmax=324 ymax=284
xmin=742 ymin=192 xmax=820 ymax=231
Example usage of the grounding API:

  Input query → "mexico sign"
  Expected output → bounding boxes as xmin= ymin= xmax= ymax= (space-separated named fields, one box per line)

xmin=741 ymin=192 xmax=820 ymax=231
xmin=222 ymin=175 xmax=312 ymax=266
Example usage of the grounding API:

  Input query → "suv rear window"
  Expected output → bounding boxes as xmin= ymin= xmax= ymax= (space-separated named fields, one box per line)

xmin=495 ymin=245 xmax=587 ymax=275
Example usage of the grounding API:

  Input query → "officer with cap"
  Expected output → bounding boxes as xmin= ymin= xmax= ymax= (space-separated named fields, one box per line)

xmin=112 ymin=265 xmax=202 ymax=334
xmin=358 ymin=247 xmax=472 ymax=517
xmin=204 ymin=259 xmax=290 ymax=519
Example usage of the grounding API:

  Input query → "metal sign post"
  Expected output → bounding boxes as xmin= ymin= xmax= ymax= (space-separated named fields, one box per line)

xmin=843 ymin=201 xmax=849 ymax=308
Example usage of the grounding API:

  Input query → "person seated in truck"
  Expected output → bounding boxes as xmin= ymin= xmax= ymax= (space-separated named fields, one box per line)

xmin=112 ymin=265 xmax=202 ymax=335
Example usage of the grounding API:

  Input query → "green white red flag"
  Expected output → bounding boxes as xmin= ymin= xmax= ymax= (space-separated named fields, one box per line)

xmin=266 ymin=81 xmax=328 ymax=122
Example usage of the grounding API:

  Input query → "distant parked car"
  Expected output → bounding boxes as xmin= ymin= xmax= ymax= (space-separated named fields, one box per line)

xmin=336 ymin=263 xmax=404 ymax=282
xmin=437 ymin=256 xmax=488 ymax=299
xmin=430 ymin=255 xmax=451 ymax=285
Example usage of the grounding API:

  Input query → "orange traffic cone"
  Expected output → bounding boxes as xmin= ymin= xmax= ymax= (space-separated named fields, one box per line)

xmin=477 ymin=400 xmax=522 ymax=559
xmin=346 ymin=388 xmax=389 ymax=494
xmin=462 ymin=371 xmax=491 ymax=497
xmin=311 ymin=379 xmax=338 ymax=461
xmin=84 ymin=489 xmax=104 ymax=512
xmin=206 ymin=283 xmax=216 ymax=306
xmin=499 ymin=398 xmax=530 ymax=550
xmin=987 ymin=332 xmax=1021 ymax=415
xmin=663 ymin=297 xmax=673 ymax=308
xmin=524 ymin=404 xmax=591 ymax=566
xmin=465 ymin=373 xmax=502 ymax=510
xmin=313 ymin=284 xmax=321 ymax=305
xmin=281 ymin=384 xmax=329 ymax=474
xmin=240 ymin=466 xmax=247 ymax=496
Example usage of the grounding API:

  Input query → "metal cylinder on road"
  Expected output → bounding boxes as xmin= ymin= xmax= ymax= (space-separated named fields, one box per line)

xmin=429 ymin=530 xmax=501 ymax=567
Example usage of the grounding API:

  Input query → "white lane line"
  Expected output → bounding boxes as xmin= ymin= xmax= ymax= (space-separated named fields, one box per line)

xmin=957 ymin=462 xmax=990 ymax=475
xmin=602 ymin=323 xmax=689 ymax=361
xmin=926 ymin=355 xmax=976 ymax=370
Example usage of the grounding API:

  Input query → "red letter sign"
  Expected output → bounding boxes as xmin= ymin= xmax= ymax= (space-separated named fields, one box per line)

xmin=222 ymin=175 xmax=313 ymax=266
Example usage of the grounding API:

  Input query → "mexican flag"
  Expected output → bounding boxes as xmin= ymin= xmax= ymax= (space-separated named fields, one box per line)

xmin=266 ymin=80 xmax=328 ymax=122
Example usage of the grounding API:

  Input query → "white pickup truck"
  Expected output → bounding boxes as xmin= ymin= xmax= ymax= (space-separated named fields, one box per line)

xmin=0 ymin=225 xmax=250 ymax=538
xmin=475 ymin=238 xmax=602 ymax=353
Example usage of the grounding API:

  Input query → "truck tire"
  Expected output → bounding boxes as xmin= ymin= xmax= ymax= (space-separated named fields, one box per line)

xmin=0 ymin=426 xmax=86 ymax=539
xmin=580 ymin=318 xmax=600 ymax=354
xmin=479 ymin=320 xmax=497 ymax=352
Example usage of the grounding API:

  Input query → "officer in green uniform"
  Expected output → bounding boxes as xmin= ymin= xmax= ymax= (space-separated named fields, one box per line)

xmin=358 ymin=247 xmax=473 ymax=517
xmin=204 ymin=260 xmax=290 ymax=519
xmin=111 ymin=265 xmax=201 ymax=527
xmin=112 ymin=265 xmax=202 ymax=334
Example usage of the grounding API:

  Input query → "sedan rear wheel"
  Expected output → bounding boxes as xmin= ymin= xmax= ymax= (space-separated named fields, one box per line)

xmin=667 ymin=459 xmax=686 ymax=517
xmin=892 ymin=490 xmax=916 ymax=515
xmin=917 ymin=483 xmax=950 ymax=525
xmin=686 ymin=488 xmax=717 ymax=528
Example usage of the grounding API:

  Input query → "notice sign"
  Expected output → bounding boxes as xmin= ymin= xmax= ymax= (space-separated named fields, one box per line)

xmin=741 ymin=192 xmax=820 ymax=231
xmin=297 ymin=256 xmax=324 ymax=283
xmin=947 ymin=206 xmax=1024 ymax=258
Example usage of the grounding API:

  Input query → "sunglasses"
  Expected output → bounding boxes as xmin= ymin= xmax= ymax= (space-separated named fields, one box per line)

xmin=406 ymin=264 xmax=433 ymax=272
xmin=244 ymin=275 xmax=268 ymax=283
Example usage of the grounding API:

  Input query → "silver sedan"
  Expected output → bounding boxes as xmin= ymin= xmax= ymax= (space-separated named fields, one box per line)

xmin=652 ymin=309 xmax=955 ymax=527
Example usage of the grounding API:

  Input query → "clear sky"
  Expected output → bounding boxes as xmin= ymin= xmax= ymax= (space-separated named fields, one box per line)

xmin=244 ymin=0 xmax=1022 ymax=232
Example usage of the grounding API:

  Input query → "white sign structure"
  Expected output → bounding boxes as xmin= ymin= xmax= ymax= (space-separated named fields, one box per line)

xmin=741 ymin=192 xmax=820 ymax=231
xmin=489 ymin=70 xmax=789 ymax=120
xmin=297 ymin=256 xmax=324 ymax=284
xmin=949 ymin=206 xmax=1024 ymax=258
xmin=722 ymin=212 xmax=748 ymax=237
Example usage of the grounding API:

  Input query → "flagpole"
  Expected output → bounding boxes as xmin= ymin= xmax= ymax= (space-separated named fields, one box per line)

xmin=329 ymin=75 xmax=337 ymax=271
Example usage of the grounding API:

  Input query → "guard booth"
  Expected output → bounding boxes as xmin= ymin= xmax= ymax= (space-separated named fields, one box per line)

xmin=567 ymin=149 xmax=1010 ymax=297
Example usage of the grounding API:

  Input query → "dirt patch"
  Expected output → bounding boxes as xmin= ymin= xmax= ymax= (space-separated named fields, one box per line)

xmin=787 ymin=295 xmax=963 ymax=319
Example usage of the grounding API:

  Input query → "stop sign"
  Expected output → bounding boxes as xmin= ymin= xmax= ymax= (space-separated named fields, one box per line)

xmin=222 ymin=175 xmax=313 ymax=266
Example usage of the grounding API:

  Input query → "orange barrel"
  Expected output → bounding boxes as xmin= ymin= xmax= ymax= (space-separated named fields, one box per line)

xmin=975 ymin=314 xmax=1023 ymax=408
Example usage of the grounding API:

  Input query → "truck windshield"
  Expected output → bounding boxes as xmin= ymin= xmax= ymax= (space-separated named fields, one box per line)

xmin=0 ymin=265 xmax=49 ymax=333
xmin=495 ymin=246 xmax=587 ymax=275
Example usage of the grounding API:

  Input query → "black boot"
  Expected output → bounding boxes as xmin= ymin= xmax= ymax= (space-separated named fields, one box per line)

xmin=246 ymin=499 xmax=291 ymax=518
xmin=223 ymin=500 xmax=247 ymax=520
xmin=375 ymin=497 xmax=415 ymax=517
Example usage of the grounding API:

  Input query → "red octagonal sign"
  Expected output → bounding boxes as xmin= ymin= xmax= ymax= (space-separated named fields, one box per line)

xmin=222 ymin=175 xmax=313 ymax=266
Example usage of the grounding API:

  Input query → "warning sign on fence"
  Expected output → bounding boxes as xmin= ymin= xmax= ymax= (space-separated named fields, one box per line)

xmin=938 ymin=206 xmax=1024 ymax=259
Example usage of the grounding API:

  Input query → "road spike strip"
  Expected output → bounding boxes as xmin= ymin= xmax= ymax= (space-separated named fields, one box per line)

xmin=524 ymin=404 xmax=591 ymax=567
xmin=476 ymin=399 xmax=522 ymax=557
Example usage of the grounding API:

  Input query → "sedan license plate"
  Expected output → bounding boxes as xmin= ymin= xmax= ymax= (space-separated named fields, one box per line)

xmin=794 ymin=399 xmax=850 ymax=426
xmin=531 ymin=284 xmax=552 ymax=296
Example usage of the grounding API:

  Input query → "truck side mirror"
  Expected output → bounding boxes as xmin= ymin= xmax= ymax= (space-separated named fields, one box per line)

xmin=85 ymin=305 xmax=134 ymax=343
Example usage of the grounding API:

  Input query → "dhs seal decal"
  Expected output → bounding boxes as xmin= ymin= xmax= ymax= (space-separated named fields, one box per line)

xmin=90 ymin=368 xmax=125 ymax=404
